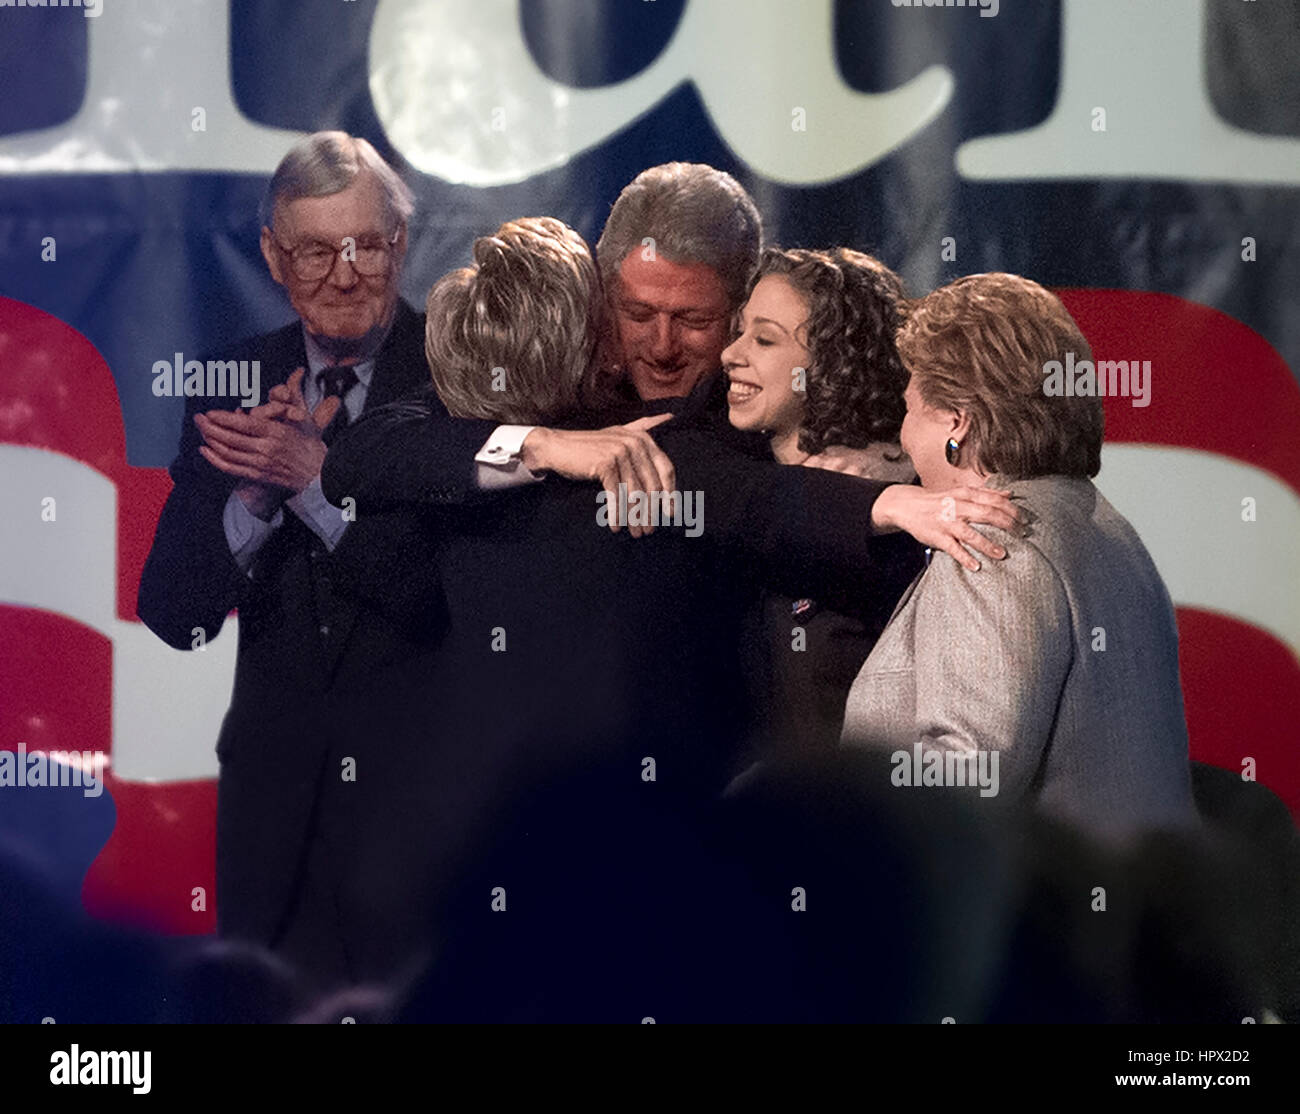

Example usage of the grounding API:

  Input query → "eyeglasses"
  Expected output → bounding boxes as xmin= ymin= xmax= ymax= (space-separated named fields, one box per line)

xmin=273 ymin=228 xmax=401 ymax=282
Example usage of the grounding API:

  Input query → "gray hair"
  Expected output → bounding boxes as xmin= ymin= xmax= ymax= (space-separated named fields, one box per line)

xmin=260 ymin=131 xmax=415 ymax=233
xmin=594 ymin=162 xmax=763 ymax=309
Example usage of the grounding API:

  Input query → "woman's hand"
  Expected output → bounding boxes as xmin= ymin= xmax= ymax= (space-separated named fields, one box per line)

xmin=870 ymin=484 xmax=1022 ymax=571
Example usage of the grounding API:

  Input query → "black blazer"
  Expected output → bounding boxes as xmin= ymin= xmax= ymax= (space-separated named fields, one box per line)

xmin=316 ymin=399 xmax=922 ymax=980
xmin=136 ymin=301 xmax=457 ymax=947
xmin=594 ymin=368 xmax=773 ymax=459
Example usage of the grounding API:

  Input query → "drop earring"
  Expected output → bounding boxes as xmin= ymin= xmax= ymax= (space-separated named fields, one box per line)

xmin=944 ymin=437 xmax=961 ymax=466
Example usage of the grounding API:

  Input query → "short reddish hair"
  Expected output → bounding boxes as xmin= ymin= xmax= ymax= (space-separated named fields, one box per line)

xmin=898 ymin=273 xmax=1103 ymax=479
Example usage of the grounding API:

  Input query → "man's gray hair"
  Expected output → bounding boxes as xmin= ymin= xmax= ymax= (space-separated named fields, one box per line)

xmin=260 ymin=131 xmax=415 ymax=232
xmin=595 ymin=162 xmax=763 ymax=309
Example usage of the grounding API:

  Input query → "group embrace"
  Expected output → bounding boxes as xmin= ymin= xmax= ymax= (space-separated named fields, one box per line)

xmin=139 ymin=132 xmax=1202 ymax=1015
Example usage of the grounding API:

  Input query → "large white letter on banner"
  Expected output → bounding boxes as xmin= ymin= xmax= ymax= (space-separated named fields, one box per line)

xmin=0 ymin=0 xmax=304 ymax=174
xmin=369 ymin=0 xmax=953 ymax=186
xmin=958 ymin=0 xmax=1300 ymax=184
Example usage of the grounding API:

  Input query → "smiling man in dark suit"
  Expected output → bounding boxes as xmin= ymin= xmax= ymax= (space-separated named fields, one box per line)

xmin=137 ymin=132 xmax=448 ymax=993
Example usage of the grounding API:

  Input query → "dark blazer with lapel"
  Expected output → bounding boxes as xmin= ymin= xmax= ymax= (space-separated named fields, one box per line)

xmin=136 ymin=300 xmax=462 ymax=947
xmin=317 ymin=401 xmax=922 ymax=980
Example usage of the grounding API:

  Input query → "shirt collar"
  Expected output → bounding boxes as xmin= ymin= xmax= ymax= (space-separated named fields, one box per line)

xmin=301 ymin=328 xmax=377 ymax=390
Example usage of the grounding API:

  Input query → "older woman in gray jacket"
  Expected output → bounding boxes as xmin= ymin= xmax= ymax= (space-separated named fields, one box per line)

xmin=841 ymin=273 xmax=1197 ymax=841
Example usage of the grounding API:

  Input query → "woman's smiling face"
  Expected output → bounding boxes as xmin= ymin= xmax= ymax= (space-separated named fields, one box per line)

xmin=722 ymin=275 xmax=811 ymax=442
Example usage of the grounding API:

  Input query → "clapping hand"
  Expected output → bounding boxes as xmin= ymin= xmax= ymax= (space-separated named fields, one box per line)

xmin=196 ymin=368 xmax=341 ymax=494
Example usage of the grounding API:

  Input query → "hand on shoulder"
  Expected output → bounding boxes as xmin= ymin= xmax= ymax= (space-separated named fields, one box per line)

xmin=871 ymin=483 xmax=1023 ymax=572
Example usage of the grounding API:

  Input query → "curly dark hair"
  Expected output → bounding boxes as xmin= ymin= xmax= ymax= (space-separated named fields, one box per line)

xmin=750 ymin=247 xmax=908 ymax=455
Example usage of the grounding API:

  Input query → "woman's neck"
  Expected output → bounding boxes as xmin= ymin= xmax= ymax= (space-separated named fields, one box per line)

xmin=941 ymin=463 xmax=990 ymax=488
xmin=769 ymin=427 xmax=806 ymax=464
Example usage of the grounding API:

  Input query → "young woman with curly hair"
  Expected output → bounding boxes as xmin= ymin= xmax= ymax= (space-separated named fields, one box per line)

xmin=722 ymin=247 xmax=921 ymax=758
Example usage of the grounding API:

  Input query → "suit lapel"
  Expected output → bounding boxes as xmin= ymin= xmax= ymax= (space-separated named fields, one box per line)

xmin=885 ymin=564 xmax=929 ymax=627
xmin=320 ymin=303 xmax=426 ymax=680
xmin=360 ymin=302 xmax=429 ymax=413
xmin=261 ymin=323 xmax=309 ymax=400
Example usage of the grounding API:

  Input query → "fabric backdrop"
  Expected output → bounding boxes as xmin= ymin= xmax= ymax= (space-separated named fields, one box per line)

xmin=0 ymin=0 xmax=1296 ymax=933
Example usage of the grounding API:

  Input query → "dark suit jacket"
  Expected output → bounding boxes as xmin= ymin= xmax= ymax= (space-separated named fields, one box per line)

xmin=595 ymin=368 xmax=773 ymax=459
xmin=317 ymin=398 xmax=922 ymax=980
xmin=136 ymin=301 xmax=452 ymax=948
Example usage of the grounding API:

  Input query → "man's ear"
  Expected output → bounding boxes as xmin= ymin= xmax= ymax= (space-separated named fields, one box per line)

xmin=260 ymin=226 xmax=285 ymax=285
xmin=392 ymin=222 xmax=409 ymax=266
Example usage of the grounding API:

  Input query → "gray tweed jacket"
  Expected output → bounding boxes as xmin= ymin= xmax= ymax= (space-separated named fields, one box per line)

xmin=840 ymin=474 xmax=1198 ymax=840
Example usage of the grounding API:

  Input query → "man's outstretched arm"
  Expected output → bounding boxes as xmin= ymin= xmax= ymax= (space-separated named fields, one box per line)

xmin=318 ymin=391 xmax=497 ymax=509
xmin=659 ymin=427 xmax=1022 ymax=616
xmin=322 ymin=393 xmax=676 ymax=536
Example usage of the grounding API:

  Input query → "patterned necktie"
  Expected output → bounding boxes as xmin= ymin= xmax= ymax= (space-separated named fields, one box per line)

xmin=318 ymin=365 xmax=359 ymax=446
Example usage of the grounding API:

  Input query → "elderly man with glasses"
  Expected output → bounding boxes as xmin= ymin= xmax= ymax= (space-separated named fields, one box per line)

xmin=137 ymin=132 xmax=441 ymax=994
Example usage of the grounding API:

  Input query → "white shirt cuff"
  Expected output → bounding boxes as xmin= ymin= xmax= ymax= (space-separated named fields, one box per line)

xmin=286 ymin=475 xmax=349 ymax=551
xmin=474 ymin=424 xmax=542 ymax=490
xmin=223 ymin=490 xmax=283 ymax=575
